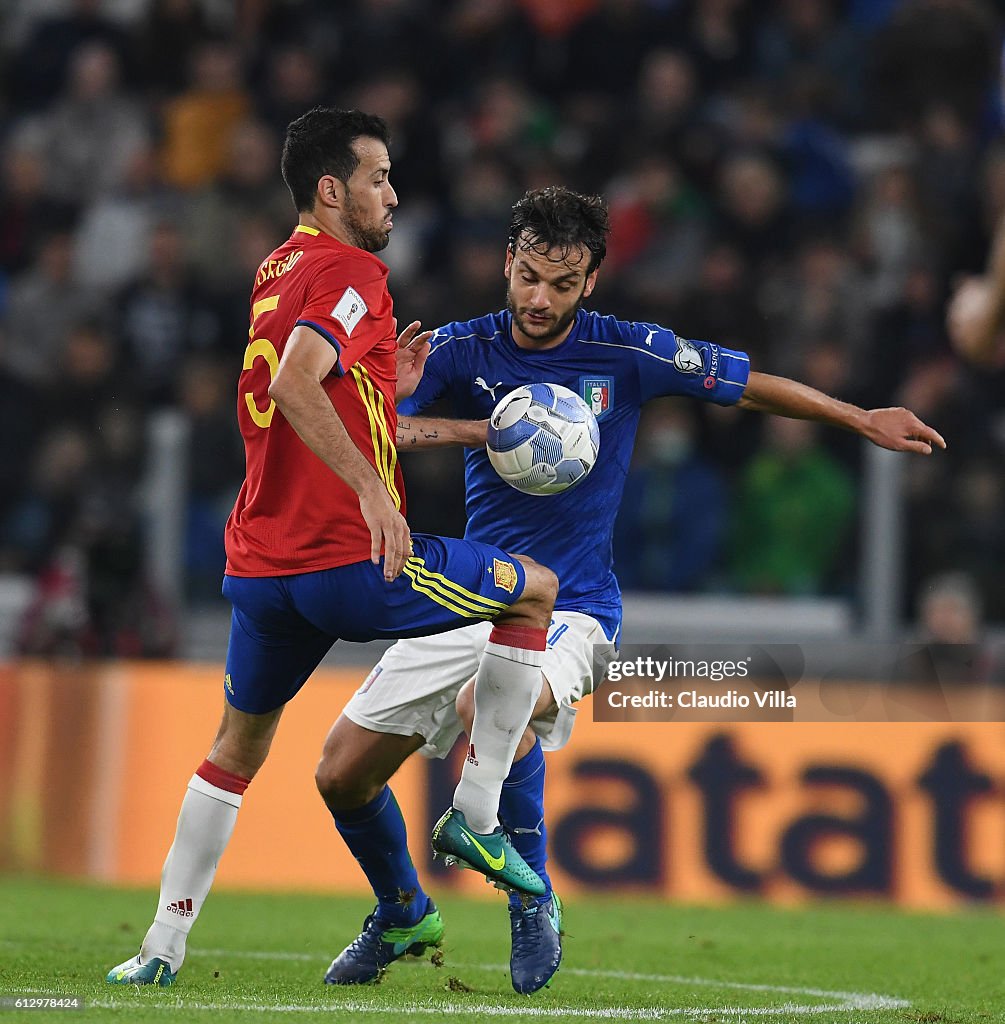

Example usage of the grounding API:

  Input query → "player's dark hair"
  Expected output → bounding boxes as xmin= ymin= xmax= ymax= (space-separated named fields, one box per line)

xmin=281 ymin=106 xmax=391 ymax=213
xmin=508 ymin=186 xmax=610 ymax=274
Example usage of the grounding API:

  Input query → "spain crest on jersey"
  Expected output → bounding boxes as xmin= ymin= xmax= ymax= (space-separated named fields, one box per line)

xmin=492 ymin=558 xmax=519 ymax=594
xmin=581 ymin=376 xmax=614 ymax=420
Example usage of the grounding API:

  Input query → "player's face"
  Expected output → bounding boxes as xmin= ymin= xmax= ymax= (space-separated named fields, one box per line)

xmin=340 ymin=137 xmax=397 ymax=252
xmin=505 ymin=236 xmax=598 ymax=348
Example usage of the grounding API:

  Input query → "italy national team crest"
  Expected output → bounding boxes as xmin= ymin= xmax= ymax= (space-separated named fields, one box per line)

xmin=492 ymin=558 xmax=518 ymax=594
xmin=580 ymin=376 xmax=614 ymax=420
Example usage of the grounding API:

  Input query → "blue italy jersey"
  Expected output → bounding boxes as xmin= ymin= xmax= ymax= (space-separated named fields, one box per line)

xmin=398 ymin=309 xmax=750 ymax=641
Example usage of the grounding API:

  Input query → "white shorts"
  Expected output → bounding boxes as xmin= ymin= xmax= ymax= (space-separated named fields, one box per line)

xmin=342 ymin=611 xmax=618 ymax=758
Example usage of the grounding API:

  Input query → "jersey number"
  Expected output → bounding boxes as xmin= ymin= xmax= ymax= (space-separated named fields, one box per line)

xmin=244 ymin=295 xmax=280 ymax=428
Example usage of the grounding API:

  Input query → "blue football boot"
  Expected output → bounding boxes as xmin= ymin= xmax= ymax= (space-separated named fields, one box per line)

xmin=324 ymin=898 xmax=444 ymax=984
xmin=509 ymin=892 xmax=563 ymax=994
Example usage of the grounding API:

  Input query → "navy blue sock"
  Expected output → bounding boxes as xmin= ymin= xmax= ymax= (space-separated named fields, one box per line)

xmin=499 ymin=737 xmax=551 ymax=907
xmin=331 ymin=786 xmax=427 ymax=926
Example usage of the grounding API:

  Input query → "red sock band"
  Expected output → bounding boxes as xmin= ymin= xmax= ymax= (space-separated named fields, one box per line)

xmin=196 ymin=759 xmax=251 ymax=796
xmin=488 ymin=624 xmax=548 ymax=651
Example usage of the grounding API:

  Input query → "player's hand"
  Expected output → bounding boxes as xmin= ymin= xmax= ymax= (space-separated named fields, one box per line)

xmin=860 ymin=407 xmax=947 ymax=454
xmin=395 ymin=320 xmax=433 ymax=401
xmin=359 ymin=486 xmax=411 ymax=581
xmin=946 ymin=276 xmax=1005 ymax=367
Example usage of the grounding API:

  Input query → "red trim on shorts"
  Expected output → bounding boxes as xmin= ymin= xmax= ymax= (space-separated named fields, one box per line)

xmin=488 ymin=624 xmax=548 ymax=651
xmin=196 ymin=759 xmax=251 ymax=795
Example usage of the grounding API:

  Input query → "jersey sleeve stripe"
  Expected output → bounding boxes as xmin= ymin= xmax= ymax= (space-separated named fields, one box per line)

xmin=406 ymin=556 xmax=510 ymax=613
xmin=353 ymin=365 xmax=401 ymax=509
xmin=349 ymin=366 xmax=400 ymax=509
xmin=296 ymin=319 xmax=346 ymax=376
xmin=402 ymin=560 xmax=498 ymax=620
xmin=428 ymin=328 xmax=502 ymax=354
xmin=358 ymin=365 xmax=400 ymax=509
xmin=578 ymin=338 xmax=677 ymax=365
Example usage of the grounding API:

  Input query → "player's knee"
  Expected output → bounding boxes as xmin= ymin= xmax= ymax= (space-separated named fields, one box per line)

xmin=314 ymin=753 xmax=382 ymax=811
xmin=521 ymin=561 xmax=559 ymax=608
xmin=455 ymin=682 xmax=475 ymax=732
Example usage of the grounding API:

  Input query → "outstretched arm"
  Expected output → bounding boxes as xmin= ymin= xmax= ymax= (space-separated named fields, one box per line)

xmin=396 ymin=416 xmax=489 ymax=450
xmin=737 ymin=371 xmax=947 ymax=454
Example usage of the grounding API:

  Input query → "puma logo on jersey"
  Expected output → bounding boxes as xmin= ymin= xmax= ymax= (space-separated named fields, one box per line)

xmin=643 ymin=328 xmax=656 ymax=346
xmin=475 ymin=377 xmax=504 ymax=399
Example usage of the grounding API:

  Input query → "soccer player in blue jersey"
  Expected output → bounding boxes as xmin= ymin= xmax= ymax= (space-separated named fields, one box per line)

xmin=315 ymin=187 xmax=946 ymax=993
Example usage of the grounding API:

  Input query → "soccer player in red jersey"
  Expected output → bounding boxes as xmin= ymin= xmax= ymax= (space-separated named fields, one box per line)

xmin=107 ymin=108 xmax=558 ymax=988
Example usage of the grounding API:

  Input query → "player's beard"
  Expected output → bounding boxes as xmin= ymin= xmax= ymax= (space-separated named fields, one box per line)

xmin=506 ymin=285 xmax=584 ymax=345
xmin=342 ymin=192 xmax=391 ymax=253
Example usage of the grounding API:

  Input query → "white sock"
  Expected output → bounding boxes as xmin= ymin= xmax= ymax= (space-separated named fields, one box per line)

xmin=453 ymin=629 xmax=545 ymax=833
xmin=140 ymin=770 xmax=244 ymax=971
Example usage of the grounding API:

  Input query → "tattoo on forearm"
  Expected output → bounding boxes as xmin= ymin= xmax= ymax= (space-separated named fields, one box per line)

xmin=396 ymin=419 xmax=440 ymax=446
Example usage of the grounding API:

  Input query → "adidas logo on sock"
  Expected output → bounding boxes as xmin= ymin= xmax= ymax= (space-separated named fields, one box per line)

xmin=466 ymin=743 xmax=479 ymax=766
xmin=167 ymin=898 xmax=194 ymax=918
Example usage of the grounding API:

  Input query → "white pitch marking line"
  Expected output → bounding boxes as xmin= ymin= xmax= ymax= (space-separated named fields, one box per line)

xmin=153 ymin=950 xmax=911 ymax=1015
xmin=87 ymin=998 xmax=907 ymax=1018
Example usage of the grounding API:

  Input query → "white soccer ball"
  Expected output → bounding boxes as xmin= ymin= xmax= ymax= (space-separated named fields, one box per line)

xmin=486 ymin=382 xmax=600 ymax=495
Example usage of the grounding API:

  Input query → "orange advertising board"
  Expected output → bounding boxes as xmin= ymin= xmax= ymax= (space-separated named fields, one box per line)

xmin=1 ymin=662 xmax=1003 ymax=910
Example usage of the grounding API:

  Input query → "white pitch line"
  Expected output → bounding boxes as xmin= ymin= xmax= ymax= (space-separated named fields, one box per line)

xmin=85 ymin=998 xmax=905 ymax=1018
xmin=189 ymin=950 xmax=909 ymax=1010
xmin=89 ymin=950 xmax=910 ymax=1017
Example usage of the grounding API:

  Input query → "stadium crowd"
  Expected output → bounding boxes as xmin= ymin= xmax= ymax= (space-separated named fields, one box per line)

xmin=1 ymin=0 xmax=1003 ymax=655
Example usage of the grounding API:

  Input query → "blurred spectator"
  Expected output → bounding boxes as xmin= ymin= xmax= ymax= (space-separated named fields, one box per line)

xmin=33 ymin=42 xmax=150 ymax=208
xmin=2 ymin=230 xmax=102 ymax=387
xmin=614 ymin=401 xmax=728 ymax=592
xmin=604 ymin=154 xmax=708 ymax=315
xmin=134 ymin=0 xmax=212 ymax=99
xmin=46 ymin=320 xmax=126 ymax=434
xmin=178 ymin=356 xmax=244 ymax=602
xmin=761 ymin=235 xmax=869 ymax=380
xmin=71 ymin=143 xmax=172 ymax=294
xmin=0 ymin=134 xmax=78 ymax=278
xmin=729 ymin=417 xmax=856 ymax=595
xmin=871 ymin=262 xmax=949 ymax=404
xmin=160 ymin=40 xmax=250 ymax=190
xmin=564 ymin=0 xmax=667 ymax=104
xmin=17 ymin=406 xmax=174 ymax=658
xmin=869 ymin=0 xmax=998 ymax=132
xmin=755 ymin=0 xmax=864 ymax=128
xmin=918 ymin=571 xmax=984 ymax=644
xmin=713 ymin=150 xmax=791 ymax=281
xmin=673 ymin=241 xmax=765 ymax=361
xmin=675 ymin=0 xmax=755 ymax=94
xmin=903 ymin=571 xmax=1005 ymax=684
xmin=183 ymin=118 xmax=292 ymax=288
xmin=851 ymin=163 xmax=929 ymax=311
xmin=4 ymin=427 xmax=93 ymax=573
xmin=8 ymin=0 xmax=133 ymax=113
xmin=255 ymin=44 xmax=328 ymax=137
xmin=116 ymin=221 xmax=220 ymax=406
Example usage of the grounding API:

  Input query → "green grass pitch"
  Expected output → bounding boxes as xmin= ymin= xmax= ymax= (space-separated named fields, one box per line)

xmin=0 ymin=877 xmax=1001 ymax=1023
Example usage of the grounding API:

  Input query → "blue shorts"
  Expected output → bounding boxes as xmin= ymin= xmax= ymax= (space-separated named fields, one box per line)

xmin=222 ymin=533 xmax=526 ymax=714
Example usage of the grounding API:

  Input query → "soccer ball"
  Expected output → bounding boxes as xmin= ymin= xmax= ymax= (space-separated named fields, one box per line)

xmin=486 ymin=383 xmax=600 ymax=495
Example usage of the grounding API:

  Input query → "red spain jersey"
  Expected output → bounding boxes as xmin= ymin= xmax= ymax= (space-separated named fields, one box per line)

xmin=225 ymin=224 xmax=405 ymax=576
